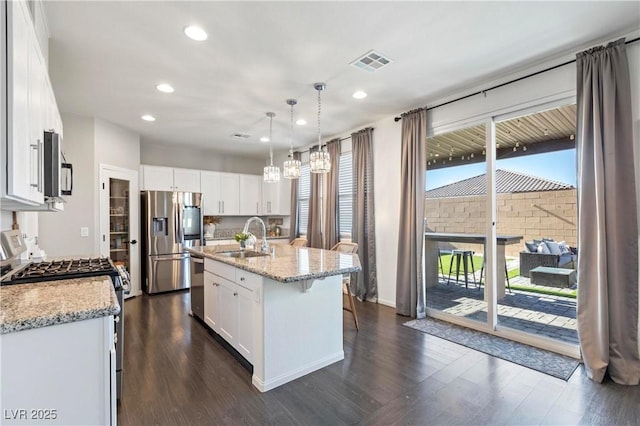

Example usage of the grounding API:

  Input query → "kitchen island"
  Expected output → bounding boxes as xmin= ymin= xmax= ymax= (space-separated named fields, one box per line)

xmin=188 ymin=244 xmax=361 ymax=392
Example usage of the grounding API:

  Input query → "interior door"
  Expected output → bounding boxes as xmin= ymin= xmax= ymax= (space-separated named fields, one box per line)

xmin=100 ymin=165 xmax=141 ymax=298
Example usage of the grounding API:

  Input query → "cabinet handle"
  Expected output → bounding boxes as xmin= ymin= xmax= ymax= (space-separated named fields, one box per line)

xmin=222 ymin=201 xmax=225 ymax=213
xmin=233 ymin=292 xmax=238 ymax=296
xmin=256 ymin=202 xmax=258 ymax=214
xmin=218 ymin=201 xmax=221 ymax=213
xmin=37 ymin=139 xmax=44 ymax=192
xmin=29 ymin=142 xmax=42 ymax=190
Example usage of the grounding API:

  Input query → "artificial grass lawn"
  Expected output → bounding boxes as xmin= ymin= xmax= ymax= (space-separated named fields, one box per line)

xmin=438 ymin=254 xmax=577 ymax=299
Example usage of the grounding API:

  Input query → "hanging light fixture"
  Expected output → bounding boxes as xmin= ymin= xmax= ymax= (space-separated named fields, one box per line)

xmin=283 ymin=99 xmax=301 ymax=179
xmin=263 ymin=112 xmax=280 ymax=183
xmin=309 ymin=82 xmax=331 ymax=173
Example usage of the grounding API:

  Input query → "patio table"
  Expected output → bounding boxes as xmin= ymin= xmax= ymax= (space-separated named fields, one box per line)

xmin=424 ymin=232 xmax=523 ymax=300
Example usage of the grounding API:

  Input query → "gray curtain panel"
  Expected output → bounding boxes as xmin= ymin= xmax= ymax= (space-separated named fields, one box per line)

xmin=289 ymin=151 xmax=301 ymax=242
xmin=307 ymin=151 xmax=323 ymax=248
xmin=323 ymin=139 xmax=341 ymax=249
xmin=396 ymin=109 xmax=427 ymax=318
xmin=576 ymin=38 xmax=639 ymax=385
xmin=352 ymin=128 xmax=378 ymax=301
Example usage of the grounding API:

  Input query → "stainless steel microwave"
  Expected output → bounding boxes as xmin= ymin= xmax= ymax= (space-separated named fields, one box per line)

xmin=44 ymin=131 xmax=72 ymax=199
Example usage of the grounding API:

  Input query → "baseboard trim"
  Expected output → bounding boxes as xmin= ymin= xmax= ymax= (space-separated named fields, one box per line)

xmin=252 ymin=351 xmax=344 ymax=392
xmin=377 ymin=298 xmax=396 ymax=308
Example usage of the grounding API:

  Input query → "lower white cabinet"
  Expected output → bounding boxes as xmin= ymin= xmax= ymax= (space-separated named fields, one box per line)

xmin=204 ymin=270 xmax=219 ymax=331
xmin=204 ymin=258 xmax=259 ymax=363
xmin=0 ymin=316 xmax=116 ymax=425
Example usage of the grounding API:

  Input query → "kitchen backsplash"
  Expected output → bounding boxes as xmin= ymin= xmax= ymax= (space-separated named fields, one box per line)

xmin=210 ymin=227 xmax=289 ymax=240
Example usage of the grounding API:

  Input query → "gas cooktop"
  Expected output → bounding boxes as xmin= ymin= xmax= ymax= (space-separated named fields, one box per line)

xmin=1 ymin=257 xmax=120 ymax=286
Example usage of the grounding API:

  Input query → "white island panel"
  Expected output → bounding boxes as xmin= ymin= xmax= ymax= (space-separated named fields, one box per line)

xmin=253 ymin=275 xmax=344 ymax=392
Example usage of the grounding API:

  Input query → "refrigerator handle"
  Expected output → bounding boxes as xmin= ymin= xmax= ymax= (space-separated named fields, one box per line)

xmin=174 ymin=197 xmax=181 ymax=242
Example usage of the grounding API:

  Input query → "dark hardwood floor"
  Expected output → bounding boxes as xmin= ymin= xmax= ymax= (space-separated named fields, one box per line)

xmin=119 ymin=291 xmax=640 ymax=425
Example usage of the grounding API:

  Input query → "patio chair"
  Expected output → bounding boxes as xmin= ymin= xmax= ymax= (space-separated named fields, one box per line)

xmin=519 ymin=244 xmax=576 ymax=277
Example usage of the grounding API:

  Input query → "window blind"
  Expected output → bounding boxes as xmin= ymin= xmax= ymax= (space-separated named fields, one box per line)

xmin=298 ymin=162 xmax=310 ymax=235
xmin=338 ymin=151 xmax=353 ymax=236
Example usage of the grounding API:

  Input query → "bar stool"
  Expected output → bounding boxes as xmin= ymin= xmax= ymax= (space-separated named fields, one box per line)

xmin=479 ymin=259 xmax=512 ymax=293
xmin=438 ymin=249 xmax=452 ymax=280
xmin=448 ymin=249 xmax=477 ymax=288
xmin=330 ymin=242 xmax=360 ymax=331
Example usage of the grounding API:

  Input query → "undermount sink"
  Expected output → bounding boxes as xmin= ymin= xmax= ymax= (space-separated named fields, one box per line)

xmin=218 ymin=250 xmax=270 ymax=258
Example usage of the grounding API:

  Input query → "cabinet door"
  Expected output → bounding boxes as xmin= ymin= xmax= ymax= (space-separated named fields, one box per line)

xmin=27 ymin=30 xmax=45 ymax=203
xmin=261 ymin=181 xmax=279 ymax=215
xmin=204 ymin=271 xmax=219 ymax=332
xmin=200 ymin=171 xmax=221 ymax=215
xmin=5 ymin=0 xmax=38 ymax=203
xmin=141 ymin=165 xmax=174 ymax=191
xmin=279 ymin=179 xmax=291 ymax=215
xmin=173 ymin=168 xmax=201 ymax=193
xmin=216 ymin=276 xmax=237 ymax=345
xmin=235 ymin=284 xmax=255 ymax=363
xmin=239 ymin=174 xmax=262 ymax=216
xmin=219 ymin=173 xmax=240 ymax=215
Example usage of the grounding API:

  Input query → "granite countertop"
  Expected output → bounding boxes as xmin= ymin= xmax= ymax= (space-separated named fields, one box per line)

xmin=0 ymin=277 xmax=120 ymax=334
xmin=187 ymin=244 xmax=361 ymax=283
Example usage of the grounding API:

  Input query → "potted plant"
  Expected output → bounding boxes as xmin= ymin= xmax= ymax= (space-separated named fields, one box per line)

xmin=234 ymin=232 xmax=251 ymax=249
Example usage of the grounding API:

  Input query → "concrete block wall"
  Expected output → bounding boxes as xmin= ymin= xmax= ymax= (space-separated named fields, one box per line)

xmin=425 ymin=189 xmax=577 ymax=258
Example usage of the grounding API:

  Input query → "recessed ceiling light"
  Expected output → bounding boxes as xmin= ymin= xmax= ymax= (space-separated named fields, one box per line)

xmin=156 ymin=83 xmax=174 ymax=93
xmin=184 ymin=25 xmax=207 ymax=41
xmin=352 ymin=90 xmax=367 ymax=99
xmin=260 ymin=137 xmax=270 ymax=143
xmin=295 ymin=119 xmax=307 ymax=126
xmin=141 ymin=114 xmax=156 ymax=122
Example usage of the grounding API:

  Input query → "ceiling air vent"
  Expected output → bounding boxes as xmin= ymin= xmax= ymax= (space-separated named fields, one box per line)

xmin=350 ymin=50 xmax=393 ymax=72
xmin=232 ymin=133 xmax=251 ymax=139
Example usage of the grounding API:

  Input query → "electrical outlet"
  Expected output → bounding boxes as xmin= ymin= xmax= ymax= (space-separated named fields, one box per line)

xmin=80 ymin=227 xmax=89 ymax=237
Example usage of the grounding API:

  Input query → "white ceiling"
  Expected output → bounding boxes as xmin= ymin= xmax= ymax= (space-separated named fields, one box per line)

xmin=43 ymin=1 xmax=639 ymax=158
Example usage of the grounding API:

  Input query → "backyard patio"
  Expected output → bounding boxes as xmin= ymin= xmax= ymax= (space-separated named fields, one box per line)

xmin=426 ymin=260 xmax=578 ymax=346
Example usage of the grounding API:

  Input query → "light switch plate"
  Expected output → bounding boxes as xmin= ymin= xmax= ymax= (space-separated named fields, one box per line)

xmin=80 ymin=227 xmax=89 ymax=237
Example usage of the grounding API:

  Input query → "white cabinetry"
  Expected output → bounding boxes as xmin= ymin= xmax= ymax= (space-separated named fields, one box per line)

xmin=173 ymin=168 xmax=201 ymax=192
xmin=1 ymin=0 xmax=51 ymax=207
xmin=0 ymin=316 xmax=116 ymax=425
xmin=140 ymin=165 xmax=201 ymax=192
xmin=204 ymin=271 xmax=219 ymax=331
xmin=204 ymin=258 xmax=259 ymax=363
xmin=262 ymin=179 xmax=291 ymax=215
xmin=239 ymin=174 xmax=262 ymax=216
xmin=200 ymin=171 xmax=239 ymax=216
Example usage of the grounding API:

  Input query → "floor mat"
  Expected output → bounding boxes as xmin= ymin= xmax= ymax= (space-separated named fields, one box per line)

xmin=403 ymin=317 xmax=580 ymax=380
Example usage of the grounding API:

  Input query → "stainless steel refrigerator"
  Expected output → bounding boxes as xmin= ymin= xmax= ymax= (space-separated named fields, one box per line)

xmin=141 ymin=191 xmax=202 ymax=294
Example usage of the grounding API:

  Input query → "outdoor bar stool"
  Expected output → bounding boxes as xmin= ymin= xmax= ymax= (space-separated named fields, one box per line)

xmin=479 ymin=259 xmax=512 ymax=293
xmin=448 ymin=249 xmax=477 ymax=288
xmin=438 ymin=249 xmax=452 ymax=280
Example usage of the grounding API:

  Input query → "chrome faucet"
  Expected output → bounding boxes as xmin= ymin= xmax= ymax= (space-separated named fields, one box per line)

xmin=242 ymin=216 xmax=269 ymax=253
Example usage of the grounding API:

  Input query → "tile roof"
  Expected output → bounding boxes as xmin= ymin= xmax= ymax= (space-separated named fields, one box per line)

xmin=426 ymin=169 xmax=575 ymax=198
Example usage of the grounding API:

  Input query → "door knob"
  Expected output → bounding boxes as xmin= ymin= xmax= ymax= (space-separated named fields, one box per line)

xmin=126 ymin=240 xmax=138 ymax=245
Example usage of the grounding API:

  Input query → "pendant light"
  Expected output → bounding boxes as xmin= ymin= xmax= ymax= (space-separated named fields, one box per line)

xmin=309 ymin=82 xmax=331 ymax=173
xmin=283 ymin=99 xmax=301 ymax=179
xmin=263 ymin=112 xmax=280 ymax=183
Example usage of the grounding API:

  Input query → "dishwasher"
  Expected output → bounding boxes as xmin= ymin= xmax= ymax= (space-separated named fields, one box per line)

xmin=190 ymin=254 xmax=204 ymax=320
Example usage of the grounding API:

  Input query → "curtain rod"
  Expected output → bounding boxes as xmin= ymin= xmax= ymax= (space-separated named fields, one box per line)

xmin=394 ymin=36 xmax=640 ymax=122
xmin=296 ymin=128 xmax=375 ymax=154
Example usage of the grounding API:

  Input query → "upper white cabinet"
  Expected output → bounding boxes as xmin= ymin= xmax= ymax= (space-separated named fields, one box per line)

xmin=239 ymin=174 xmax=262 ymax=216
xmin=262 ymin=179 xmax=291 ymax=215
xmin=173 ymin=168 xmax=201 ymax=192
xmin=140 ymin=165 xmax=201 ymax=192
xmin=200 ymin=171 xmax=239 ymax=216
xmin=1 ymin=0 xmax=63 ymax=209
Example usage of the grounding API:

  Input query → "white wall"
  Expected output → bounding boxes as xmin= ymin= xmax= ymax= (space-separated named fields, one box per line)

xmin=140 ymin=141 xmax=265 ymax=175
xmin=38 ymin=114 xmax=96 ymax=256
xmin=0 ymin=211 xmax=13 ymax=231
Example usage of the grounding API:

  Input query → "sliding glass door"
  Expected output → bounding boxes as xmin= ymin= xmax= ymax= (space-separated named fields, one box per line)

xmin=424 ymin=100 xmax=579 ymax=357
xmin=425 ymin=122 xmax=489 ymax=329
